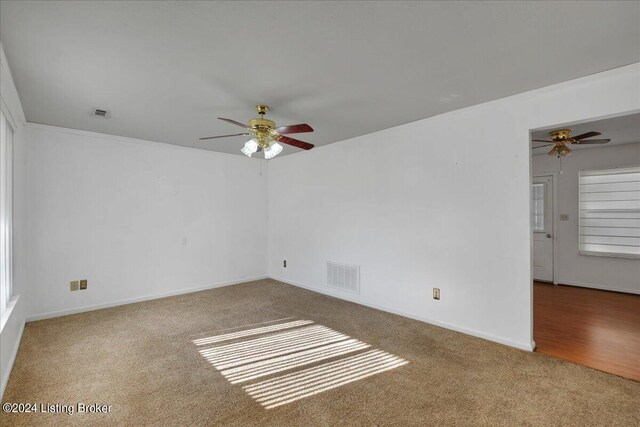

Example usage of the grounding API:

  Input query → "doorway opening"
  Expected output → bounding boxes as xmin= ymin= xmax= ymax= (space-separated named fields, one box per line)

xmin=529 ymin=111 xmax=640 ymax=381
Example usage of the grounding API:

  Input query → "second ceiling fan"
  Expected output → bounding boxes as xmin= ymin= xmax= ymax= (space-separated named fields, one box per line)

xmin=199 ymin=105 xmax=314 ymax=159
xmin=532 ymin=129 xmax=610 ymax=157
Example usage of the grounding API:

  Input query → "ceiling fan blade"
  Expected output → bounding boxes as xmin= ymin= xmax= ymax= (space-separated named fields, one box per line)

xmin=575 ymin=139 xmax=610 ymax=144
xmin=275 ymin=123 xmax=314 ymax=135
xmin=532 ymin=143 xmax=554 ymax=149
xmin=278 ymin=135 xmax=314 ymax=150
xmin=572 ymin=131 xmax=601 ymax=140
xmin=199 ymin=133 xmax=250 ymax=140
xmin=218 ymin=117 xmax=249 ymax=129
xmin=532 ymin=139 xmax=553 ymax=143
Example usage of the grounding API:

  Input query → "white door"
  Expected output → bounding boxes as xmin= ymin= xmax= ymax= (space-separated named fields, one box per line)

xmin=532 ymin=175 xmax=554 ymax=282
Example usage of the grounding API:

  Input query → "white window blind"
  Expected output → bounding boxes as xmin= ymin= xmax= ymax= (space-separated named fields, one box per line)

xmin=1 ymin=110 xmax=14 ymax=313
xmin=579 ymin=166 xmax=640 ymax=258
xmin=531 ymin=183 xmax=545 ymax=232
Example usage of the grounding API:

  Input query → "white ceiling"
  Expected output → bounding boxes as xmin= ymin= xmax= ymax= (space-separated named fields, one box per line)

xmin=1 ymin=1 xmax=639 ymax=157
xmin=532 ymin=112 xmax=640 ymax=155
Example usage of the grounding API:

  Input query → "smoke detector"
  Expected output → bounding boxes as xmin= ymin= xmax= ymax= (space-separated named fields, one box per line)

xmin=91 ymin=108 xmax=110 ymax=118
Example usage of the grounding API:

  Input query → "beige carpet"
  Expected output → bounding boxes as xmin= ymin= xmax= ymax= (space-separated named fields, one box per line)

xmin=2 ymin=279 xmax=639 ymax=426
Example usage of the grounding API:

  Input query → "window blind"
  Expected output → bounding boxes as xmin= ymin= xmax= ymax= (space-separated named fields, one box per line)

xmin=579 ymin=166 xmax=640 ymax=258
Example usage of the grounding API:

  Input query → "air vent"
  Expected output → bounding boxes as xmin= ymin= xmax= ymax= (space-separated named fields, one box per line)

xmin=91 ymin=108 xmax=110 ymax=118
xmin=327 ymin=262 xmax=360 ymax=294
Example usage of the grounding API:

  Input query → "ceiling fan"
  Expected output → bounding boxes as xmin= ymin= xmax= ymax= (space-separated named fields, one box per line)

xmin=199 ymin=105 xmax=314 ymax=159
xmin=532 ymin=129 xmax=610 ymax=157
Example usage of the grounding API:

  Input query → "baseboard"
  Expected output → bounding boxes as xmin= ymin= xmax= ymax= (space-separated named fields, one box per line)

xmin=557 ymin=280 xmax=639 ymax=295
xmin=25 ymin=274 xmax=535 ymax=351
xmin=26 ymin=275 xmax=268 ymax=322
xmin=270 ymin=276 xmax=535 ymax=352
xmin=1 ymin=319 xmax=25 ymax=400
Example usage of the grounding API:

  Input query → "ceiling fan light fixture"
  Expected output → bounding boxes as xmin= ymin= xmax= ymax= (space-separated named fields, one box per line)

xmin=264 ymin=142 xmax=283 ymax=160
xmin=558 ymin=144 xmax=572 ymax=157
xmin=558 ymin=144 xmax=571 ymax=157
xmin=547 ymin=146 xmax=559 ymax=157
xmin=241 ymin=139 xmax=259 ymax=157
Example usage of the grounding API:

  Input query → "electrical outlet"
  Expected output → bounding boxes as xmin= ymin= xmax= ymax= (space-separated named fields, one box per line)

xmin=433 ymin=288 xmax=440 ymax=300
xmin=70 ymin=281 xmax=79 ymax=292
xmin=560 ymin=214 xmax=569 ymax=221
xmin=283 ymin=260 xmax=287 ymax=268
xmin=79 ymin=279 xmax=88 ymax=290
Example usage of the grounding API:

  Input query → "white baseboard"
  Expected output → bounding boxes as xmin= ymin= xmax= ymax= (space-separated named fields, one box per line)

xmin=270 ymin=276 xmax=535 ymax=352
xmin=25 ymin=274 xmax=535 ymax=351
xmin=1 ymin=319 xmax=25 ymax=400
xmin=558 ymin=280 xmax=639 ymax=295
xmin=26 ymin=275 xmax=268 ymax=322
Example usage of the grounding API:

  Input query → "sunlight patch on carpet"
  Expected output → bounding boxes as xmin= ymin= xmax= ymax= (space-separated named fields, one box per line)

xmin=193 ymin=320 xmax=407 ymax=408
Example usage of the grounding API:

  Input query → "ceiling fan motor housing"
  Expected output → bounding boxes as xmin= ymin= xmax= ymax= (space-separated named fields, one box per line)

xmin=248 ymin=117 xmax=278 ymax=148
xmin=248 ymin=117 xmax=276 ymax=129
xmin=549 ymin=129 xmax=573 ymax=142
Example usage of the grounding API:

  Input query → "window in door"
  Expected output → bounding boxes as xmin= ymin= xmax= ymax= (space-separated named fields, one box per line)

xmin=531 ymin=183 xmax=546 ymax=232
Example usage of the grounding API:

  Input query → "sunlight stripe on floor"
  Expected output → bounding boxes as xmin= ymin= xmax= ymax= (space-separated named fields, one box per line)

xmin=193 ymin=320 xmax=314 ymax=346
xmin=200 ymin=333 xmax=352 ymax=370
xmin=223 ymin=339 xmax=371 ymax=383
xmin=194 ymin=319 xmax=408 ymax=409
xmin=198 ymin=325 xmax=339 ymax=356
xmin=243 ymin=349 xmax=407 ymax=409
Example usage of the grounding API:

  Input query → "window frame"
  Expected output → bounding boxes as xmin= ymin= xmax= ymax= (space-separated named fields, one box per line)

xmin=0 ymin=107 xmax=15 ymax=318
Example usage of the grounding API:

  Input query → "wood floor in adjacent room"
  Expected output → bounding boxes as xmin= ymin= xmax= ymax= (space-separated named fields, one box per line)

xmin=3 ymin=280 xmax=639 ymax=426
xmin=534 ymin=281 xmax=640 ymax=382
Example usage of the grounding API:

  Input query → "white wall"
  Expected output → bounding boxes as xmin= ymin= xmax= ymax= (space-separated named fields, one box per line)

xmin=267 ymin=63 xmax=640 ymax=351
xmin=533 ymin=143 xmax=640 ymax=294
xmin=25 ymin=124 xmax=268 ymax=319
xmin=1 ymin=44 xmax=28 ymax=399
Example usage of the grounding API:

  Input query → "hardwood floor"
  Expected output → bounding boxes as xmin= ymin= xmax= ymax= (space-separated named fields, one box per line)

xmin=534 ymin=282 xmax=640 ymax=381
